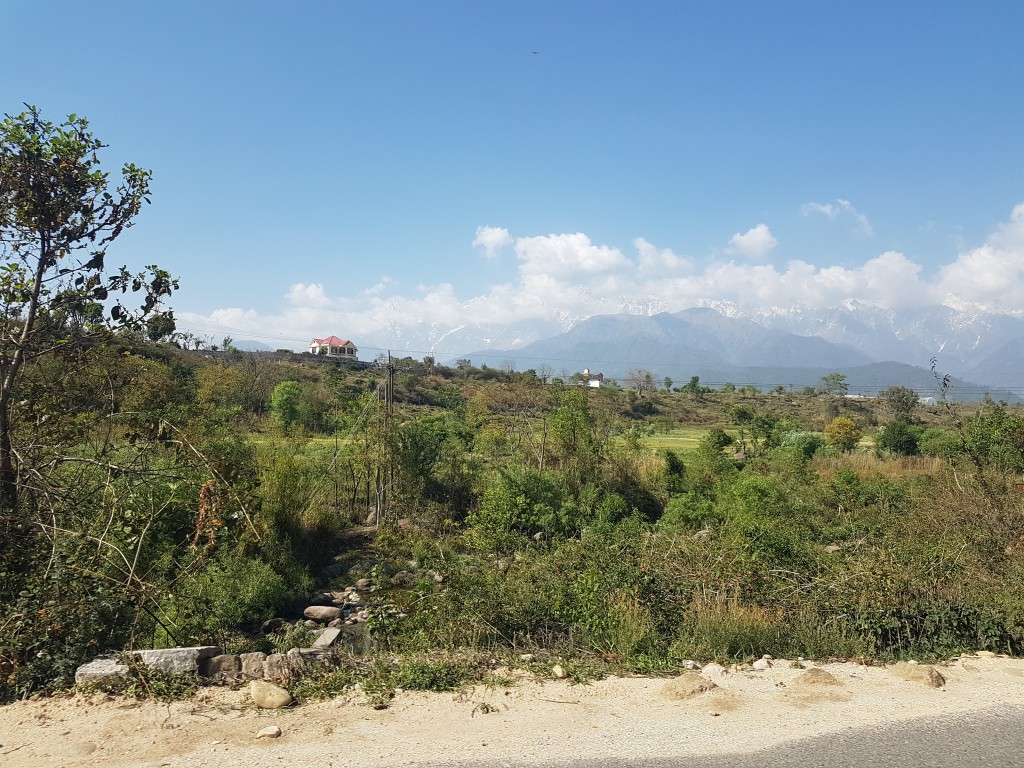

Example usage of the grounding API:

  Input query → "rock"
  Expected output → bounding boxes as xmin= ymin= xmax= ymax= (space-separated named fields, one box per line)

xmin=701 ymin=663 xmax=729 ymax=679
xmin=328 ymin=618 xmax=345 ymax=628
xmin=249 ymin=680 xmax=293 ymax=709
xmin=308 ymin=593 xmax=335 ymax=606
xmin=391 ymin=570 xmax=418 ymax=587
xmin=312 ymin=627 xmax=342 ymax=649
xmin=679 ymin=660 xmax=699 ymax=670
xmin=304 ymin=605 xmax=343 ymax=623
xmin=356 ymin=577 xmax=373 ymax=590
xmin=132 ymin=646 xmax=220 ymax=675
xmin=752 ymin=658 xmax=772 ymax=671
xmin=519 ymin=654 xmax=535 ymax=663
xmin=287 ymin=647 xmax=331 ymax=670
xmin=240 ymin=652 xmax=267 ymax=679
xmin=662 ymin=671 xmax=719 ymax=700
xmin=261 ymin=618 xmax=287 ymax=635
xmin=793 ymin=668 xmax=842 ymax=687
xmin=264 ymin=653 xmax=292 ymax=682
xmin=200 ymin=654 xmax=241 ymax=678
xmin=551 ymin=664 xmax=567 ymax=679
xmin=256 ymin=725 xmax=282 ymax=739
xmin=973 ymin=650 xmax=997 ymax=658
xmin=75 ymin=658 xmax=129 ymax=685
xmin=891 ymin=662 xmax=945 ymax=688
xmin=426 ymin=569 xmax=444 ymax=583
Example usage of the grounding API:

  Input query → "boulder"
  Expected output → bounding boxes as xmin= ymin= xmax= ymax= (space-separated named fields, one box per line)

xmin=249 ymin=680 xmax=293 ymax=709
xmin=304 ymin=605 xmax=343 ymax=623
xmin=200 ymin=654 xmax=241 ymax=678
xmin=264 ymin=653 xmax=292 ymax=682
xmin=312 ymin=627 xmax=342 ymax=649
xmin=133 ymin=646 xmax=220 ymax=675
xmin=891 ymin=662 xmax=946 ymax=688
xmin=701 ymin=663 xmax=729 ymax=679
xmin=261 ymin=618 xmax=287 ymax=635
xmin=240 ymin=652 xmax=267 ymax=679
xmin=75 ymin=658 xmax=129 ymax=686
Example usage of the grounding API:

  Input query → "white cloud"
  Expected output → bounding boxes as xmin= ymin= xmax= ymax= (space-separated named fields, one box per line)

xmin=935 ymin=202 xmax=1024 ymax=307
xmin=472 ymin=225 xmax=513 ymax=259
xmin=802 ymin=198 xmax=874 ymax=235
xmin=634 ymin=237 xmax=691 ymax=274
xmin=726 ymin=224 xmax=778 ymax=261
xmin=179 ymin=205 xmax=1024 ymax=352
xmin=284 ymin=282 xmax=332 ymax=307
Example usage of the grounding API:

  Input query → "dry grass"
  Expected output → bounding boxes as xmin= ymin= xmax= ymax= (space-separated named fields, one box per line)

xmin=813 ymin=453 xmax=947 ymax=480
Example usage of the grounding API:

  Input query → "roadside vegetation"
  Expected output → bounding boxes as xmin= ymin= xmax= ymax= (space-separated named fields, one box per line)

xmin=3 ymin=338 xmax=1023 ymax=702
xmin=2 ymin=107 xmax=1023 ymax=702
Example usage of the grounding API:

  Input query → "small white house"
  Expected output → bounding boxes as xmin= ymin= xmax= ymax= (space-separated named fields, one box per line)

xmin=308 ymin=335 xmax=358 ymax=360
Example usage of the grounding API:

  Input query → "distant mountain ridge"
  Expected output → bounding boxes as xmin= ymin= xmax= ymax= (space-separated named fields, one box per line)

xmin=451 ymin=304 xmax=1022 ymax=400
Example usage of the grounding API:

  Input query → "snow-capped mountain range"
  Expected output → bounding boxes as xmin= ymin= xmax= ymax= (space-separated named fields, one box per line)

xmin=349 ymin=300 xmax=1024 ymax=398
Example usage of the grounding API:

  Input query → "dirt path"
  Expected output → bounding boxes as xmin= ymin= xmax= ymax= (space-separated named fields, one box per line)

xmin=2 ymin=654 xmax=1022 ymax=768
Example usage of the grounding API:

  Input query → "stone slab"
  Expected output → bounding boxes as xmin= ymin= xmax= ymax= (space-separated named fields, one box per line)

xmin=74 ymin=658 xmax=129 ymax=685
xmin=132 ymin=645 xmax=221 ymax=675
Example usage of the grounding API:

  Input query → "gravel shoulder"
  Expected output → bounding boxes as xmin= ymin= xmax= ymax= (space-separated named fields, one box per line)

xmin=2 ymin=654 xmax=1023 ymax=768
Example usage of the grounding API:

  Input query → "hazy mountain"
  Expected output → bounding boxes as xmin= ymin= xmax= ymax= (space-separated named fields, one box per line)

xmin=966 ymin=339 xmax=1024 ymax=389
xmin=456 ymin=305 xmax=1021 ymax=400
xmin=461 ymin=310 xmax=872 ymax=380
xmin=358 ymin=317 xmax=570 ymax=359
xmin=730 ymin=300 xmax=1024 ymax=376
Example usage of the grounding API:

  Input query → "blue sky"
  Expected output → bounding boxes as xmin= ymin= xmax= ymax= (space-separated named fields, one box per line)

xmin=5 ymin=1 xmax=1024 ymax=351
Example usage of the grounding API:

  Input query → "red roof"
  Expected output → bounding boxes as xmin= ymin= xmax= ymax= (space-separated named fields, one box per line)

xmin=310 ymin=336 xmax=353 ymax=347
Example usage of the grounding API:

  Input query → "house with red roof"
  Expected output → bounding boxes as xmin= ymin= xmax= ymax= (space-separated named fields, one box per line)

xmin=307 ymin=336 xmax=358 ymax=360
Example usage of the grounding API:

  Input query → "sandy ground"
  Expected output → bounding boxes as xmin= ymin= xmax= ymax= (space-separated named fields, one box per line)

xmin=1 ymin=654 xmax=1022 ymax=768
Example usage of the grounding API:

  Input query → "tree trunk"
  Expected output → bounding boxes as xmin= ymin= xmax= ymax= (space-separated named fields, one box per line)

xmin=0 ymin=398 xmax=15 ymax=509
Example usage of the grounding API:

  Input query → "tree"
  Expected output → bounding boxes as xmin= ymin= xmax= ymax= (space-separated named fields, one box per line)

xmin=681 ymin=375 xmax=704 ymax=398
xmin=663 ymin=376 xmax=673 ymax=392
xmin=824 ymin=416 xmax=862 ymax=452
xmin=270 ymin=380 xmax=303 ymax=431
xmin=0 ymin=106 xmax=176 ymax=508
xmin=880 ymin=385 xmax=919 ymax=421
xmin=817 ymin=373 xmax=849 ymax=396
xmin=625 ymin=368 xmax=656 ymax=394
xmin=876 ymin=420 xmax=920 ymax=456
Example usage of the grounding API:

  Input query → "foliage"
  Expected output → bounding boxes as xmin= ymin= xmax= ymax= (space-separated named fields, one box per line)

xmin=816 ymin=372 xmax=849 ymax=396
xmin=880 ymin=385 xmax=919 ymax=421
xmin=270 ymin=380 xmax=303 ymax=431
xmin=0 ymin=106 xmax=177 ymax=507
xmin=5 ymin=309 xmax=1024 ymax=698
xmin=824 ymin=416 xmax=862 ymax=452
xmin=876 ymin=419 xmax=922 ymax=456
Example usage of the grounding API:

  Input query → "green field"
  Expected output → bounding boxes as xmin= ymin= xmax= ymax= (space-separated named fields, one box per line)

xmin=646 ymin=426 xmax=717 ymax=451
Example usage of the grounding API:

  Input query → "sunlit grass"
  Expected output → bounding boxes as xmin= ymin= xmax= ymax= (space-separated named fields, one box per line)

xmin=646 ymin=426 xmax=719 ymax=452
